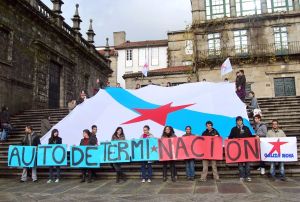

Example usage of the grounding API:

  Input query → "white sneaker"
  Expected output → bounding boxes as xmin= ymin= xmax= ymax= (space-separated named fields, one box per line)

xmin=47 ymin=179 xmax=52 ymax=184
xmin=261 ymin=168 xmax=265 ymax=175
xmin=246 ymin=177 xmax=252 ymax=182
xmin=141 ymin=179 xmax=146 ymax=183
xmin=55 ymin=179 xmax=59 ymax=183
xmin=257 ymin=167 xmax=261 ymax=171
xmin=147 ymin=179 xmax=151 ymax=183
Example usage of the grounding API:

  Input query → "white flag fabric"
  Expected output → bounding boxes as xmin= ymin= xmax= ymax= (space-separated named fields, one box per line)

xmin=221 ymin=58 xmax=233 ymax=76
xmin=260 ymin=137 xmax=298 ymax=162
xmin=41 ymin=82 xmax=252 ymax=147
xmin=142 ymin=63 xmax=149 ymax=77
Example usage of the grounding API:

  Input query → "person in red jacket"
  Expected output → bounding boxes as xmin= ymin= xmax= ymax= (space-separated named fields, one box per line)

xmin=80 ymin=129 xmax=92 ymax=183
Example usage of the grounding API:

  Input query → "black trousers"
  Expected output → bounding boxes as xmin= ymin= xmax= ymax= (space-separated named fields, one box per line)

xmin=163 ymin=161 xmax=176 ymax=179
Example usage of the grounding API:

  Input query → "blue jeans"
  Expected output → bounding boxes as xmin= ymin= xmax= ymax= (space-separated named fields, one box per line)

xmin=185 ymin=160 xmax=195 ymax=177
xmin=238 ymin=163 xmax=250 ymax=178
xmin=141 ymin=162 xmax=152 ymax=180
xmin=0 ymin=129 xmax=8 ymax=141
xmin=270 ymin=162 xmax=285 ymax=178
xmin=49 ymin=166 xmax=61 ymax=180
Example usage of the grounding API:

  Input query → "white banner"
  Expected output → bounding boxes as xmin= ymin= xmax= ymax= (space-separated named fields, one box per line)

xmin=41 ymin=82 xmax=252 ymax=147
xmin=260 ymin=137 xmax=298 ymax=162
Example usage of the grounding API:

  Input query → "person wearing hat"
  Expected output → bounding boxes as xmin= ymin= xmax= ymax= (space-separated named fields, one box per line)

xmin=228 ymin=116 xmax=254 ymax=182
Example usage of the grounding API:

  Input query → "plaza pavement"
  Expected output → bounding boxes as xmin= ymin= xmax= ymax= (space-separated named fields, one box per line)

xmin=0 ymin=176 xmax=300 ymax=201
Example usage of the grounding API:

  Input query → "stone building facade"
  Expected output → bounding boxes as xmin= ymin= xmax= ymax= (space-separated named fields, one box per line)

xmin=0 ymin=0 xmax=111 ymax=113
xmin=190 ymin=0 xmax=300 ymax=97
xmin=123 ymin=30 xmax=196 ymax=88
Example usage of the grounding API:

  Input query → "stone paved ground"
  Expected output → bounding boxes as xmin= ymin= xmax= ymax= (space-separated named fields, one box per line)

xmin=0 ymin=177 xmax=300 ymax=202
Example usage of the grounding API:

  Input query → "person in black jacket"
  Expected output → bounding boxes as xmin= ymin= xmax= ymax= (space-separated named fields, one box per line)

xmin=228 ymin=116 xmax=253 ymax=182
xmin=0 ymin=105 xmax=11 ymax=142
xmin=20 ymin=125 xmax=40 ymax=182
xmin=89 ymin=125 xmax=98 ymax=180
xmin=47 ymin=129 xmax=62 ymax=183
xmin=80 ymin=129 xmax=93 ymax=183
xmin=161 ymin=126 xmax=177 ymax=182
xmin=200 ymin=121 xmax=220 ymax=182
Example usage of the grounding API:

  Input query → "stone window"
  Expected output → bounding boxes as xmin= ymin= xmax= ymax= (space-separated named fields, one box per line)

xmin=267 ymin=0 xmax=294 ymax=13
xmin=151 ymin=47 xmax=159 ymax=66
xmin=274 ymin=26 xmax=288 ymax=55
xmin=185 ymin=40 xmax=193 ymax=55
xmin=205 ymin=0 xmax=230 ymax=20
xmin=236 ymin=0 xmax=262 ymax=16
xmin=234 ymin=30 xmax=248 ymax=55
xmin=126 ymin=49 xmax=133 ymax=61
xmin=0 ymin=28 xmax=10 ymax=62
xmin=138 ymin=48 xmax=146 ymax=66
xmin=208 ymin=33 xmax=221 ymax=56
xmin=125 ymin=49 xmax=133 ymax=67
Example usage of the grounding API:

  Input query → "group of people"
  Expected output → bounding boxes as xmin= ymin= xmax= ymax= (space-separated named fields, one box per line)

xmin=0 ymin=106 xmax=12 ymax=143
xmin=18 ymin=115 xmax=287 ymax=184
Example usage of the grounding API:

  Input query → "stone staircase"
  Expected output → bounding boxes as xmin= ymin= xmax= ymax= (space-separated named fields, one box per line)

xmin=0 ymin=96 xmax=299 ymax=179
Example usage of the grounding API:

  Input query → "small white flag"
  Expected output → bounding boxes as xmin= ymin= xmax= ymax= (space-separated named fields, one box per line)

xmin=221 ymin=58 xmax=233 ymax=76
xmin=142 ymin=63 xmax=149 ymax=77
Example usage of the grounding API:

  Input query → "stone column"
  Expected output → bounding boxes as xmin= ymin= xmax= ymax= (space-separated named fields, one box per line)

xmin=191 ymin=0 xmax=206 ymax=23
xmin=199 ymin=0 xmax=206 ymax=22
xmin=294 ymin=0 xmax=300 ymax=11
xmin=261 ymin=0 xmax=268 ymax=14
xmin=230 ymin=0 xmax=237 ymax=17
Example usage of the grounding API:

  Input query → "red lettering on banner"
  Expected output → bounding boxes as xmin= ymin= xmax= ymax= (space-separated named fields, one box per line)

xmin=158 ymin=136 xmax=223 ymax=161
xmin=225 ymin=138 xmax=260 ymax=163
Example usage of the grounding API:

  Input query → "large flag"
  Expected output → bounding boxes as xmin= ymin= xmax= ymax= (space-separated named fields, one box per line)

xmin=142 ymin=63 xmax=149 ymax=77
xmin=260 ymin=137 xmax=298 ymax=162
xmin=41 ymin=82 xmax=252 ymax=147
xmin=221 ymin=58 xmax=233 ymax=76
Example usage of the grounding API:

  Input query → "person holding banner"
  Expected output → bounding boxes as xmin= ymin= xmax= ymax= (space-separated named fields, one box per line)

xmin=228 ymin=116 xmax=253 ymax=182
xmin=200 ymin=121 xmax=220 ymax=182
xmin=47 ymin=129 xmax=62 ymax=183
xmin=20 ymin=125 xmax=40 ymax=182
xmin=267 ymin=120 xmax=287 ymax=181
xmin=140 ymin=125 xmax=154 ymax=183
xmin=80 ymin=129 xmax=93 ymax=183
xmin=161 ymin=126 xmax=177 ymax=182
xmin=183 ymin=126 xmax=195 ymax=181
xmin=89 ymin=125 xmax=98 ymax=180
xmin=254 ymin=114 xmax=267 ymax=175
xmin=111 ymin=127 xmax=126 ymax=183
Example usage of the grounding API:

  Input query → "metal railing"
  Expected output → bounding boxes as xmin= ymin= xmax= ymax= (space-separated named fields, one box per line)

xmin=199 ymin=41 xmax=300 ymax=59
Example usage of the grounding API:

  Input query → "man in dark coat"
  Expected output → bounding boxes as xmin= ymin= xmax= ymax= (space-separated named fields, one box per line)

xmin=89 ymin=125 xmax=98 ymax=179
xmin=20 ymin=125 xmax=40 ymax=182
xmin=229 ymin=116 xmax=253 ymax=182
xmin=200 ymin=121 xmax=220 ymax=182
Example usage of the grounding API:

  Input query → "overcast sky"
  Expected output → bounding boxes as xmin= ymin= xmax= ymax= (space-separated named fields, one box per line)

xmin=42 ymin=0 xmax=192 ymax=46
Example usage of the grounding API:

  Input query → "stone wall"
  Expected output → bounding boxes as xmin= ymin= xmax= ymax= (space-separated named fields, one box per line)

xmin=0 ymin=0 xmax=111 ymax=113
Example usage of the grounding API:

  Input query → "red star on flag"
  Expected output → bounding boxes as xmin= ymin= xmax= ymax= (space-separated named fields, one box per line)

xmin=122 ymin=102 xmax=194 ymax=126
xmin=151 ymin=146 xmax=158 ymax=153
xmin=268 ymin=138 xmax=288 ymax=155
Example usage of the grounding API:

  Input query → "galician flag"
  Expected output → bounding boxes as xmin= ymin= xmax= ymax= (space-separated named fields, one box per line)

xmin=41 ymin=82 xmax=253 ymax=147
xmin=142 ymin=63 xmax=149 ymax=77
xmin=221 ymin=58 xmax=233 ymax=76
